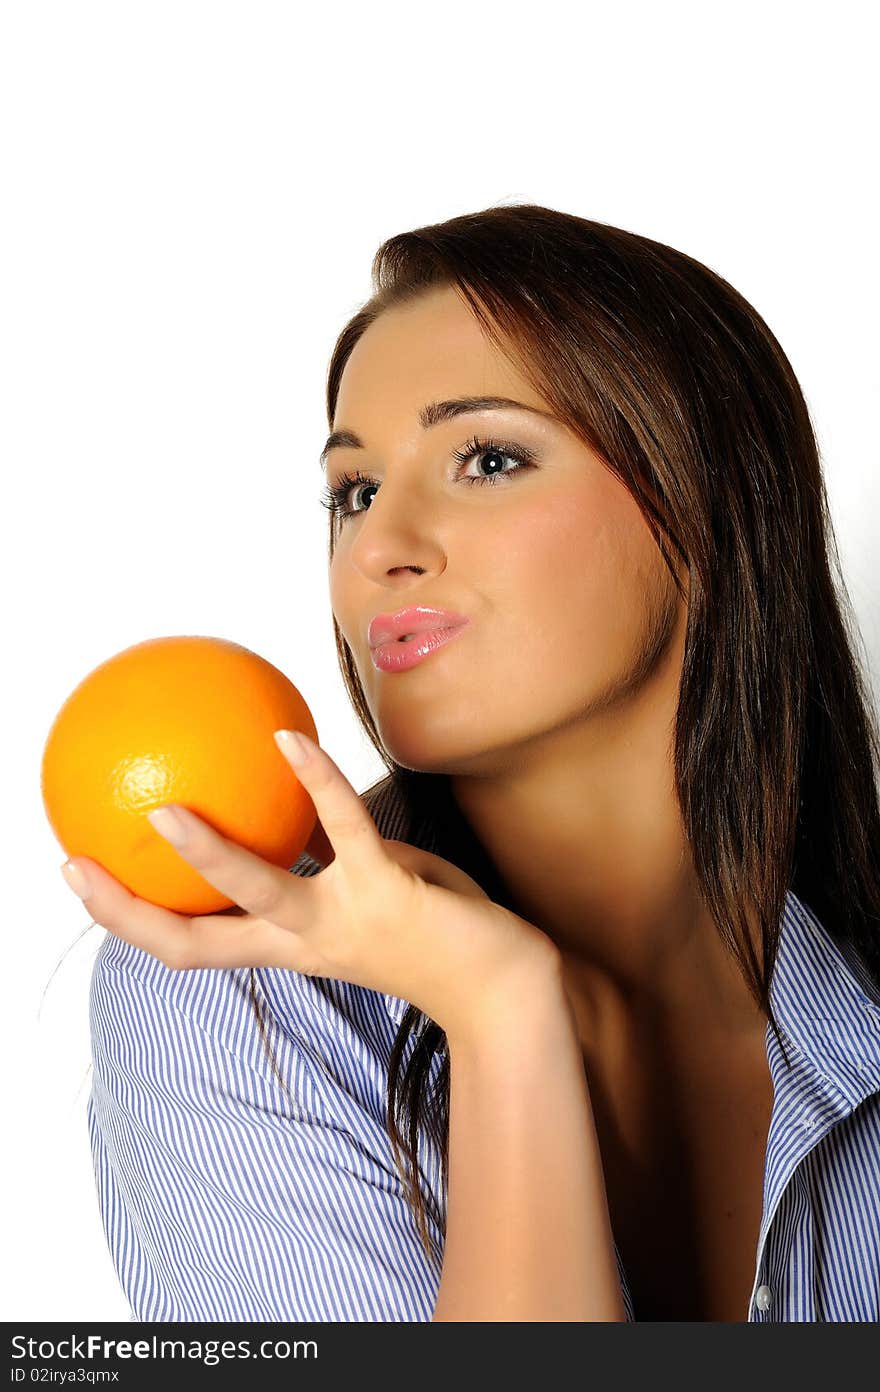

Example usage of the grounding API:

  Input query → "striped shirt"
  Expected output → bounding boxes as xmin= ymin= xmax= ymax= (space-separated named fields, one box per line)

xmin=87 ymin=774 xmax=880 ymax=1321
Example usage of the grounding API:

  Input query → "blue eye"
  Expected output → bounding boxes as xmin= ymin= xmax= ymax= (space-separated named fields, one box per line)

xmin=319 ymin=435 xmax=537 ymax=524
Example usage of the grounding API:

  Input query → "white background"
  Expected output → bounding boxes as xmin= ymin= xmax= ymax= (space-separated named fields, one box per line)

xmin=1 ymin=0 xmax=877 ymax=1321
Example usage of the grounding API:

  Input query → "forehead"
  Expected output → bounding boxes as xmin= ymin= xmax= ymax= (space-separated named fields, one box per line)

xmin=333 ymin=285 xmax=550 ymax=424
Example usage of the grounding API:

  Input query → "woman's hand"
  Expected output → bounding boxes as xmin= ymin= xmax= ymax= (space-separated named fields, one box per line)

xmin=61 ymin=731 xmax=560 ymax=1042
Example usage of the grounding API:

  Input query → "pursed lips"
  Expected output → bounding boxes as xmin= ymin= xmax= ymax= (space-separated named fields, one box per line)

xmin=367 ymin=608 xmax=470 ymax=648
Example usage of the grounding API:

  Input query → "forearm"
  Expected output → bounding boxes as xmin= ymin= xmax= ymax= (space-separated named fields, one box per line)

xmin=432 ymin=964 xmax=626 ymax=1322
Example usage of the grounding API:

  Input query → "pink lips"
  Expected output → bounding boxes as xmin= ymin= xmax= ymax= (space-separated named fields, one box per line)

xmin=367 ymin=605 xmax=471 ymax=673
xmin=368 ymin=606 xmax=470 ymax=648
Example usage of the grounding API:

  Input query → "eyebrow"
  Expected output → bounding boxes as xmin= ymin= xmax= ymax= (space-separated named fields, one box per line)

xmin=319 ymin=395 xmax=556 ymax=470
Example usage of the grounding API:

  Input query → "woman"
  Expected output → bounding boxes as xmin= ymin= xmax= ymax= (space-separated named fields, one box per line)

xmin=75 ymin=204 xmax=880 ymax=1322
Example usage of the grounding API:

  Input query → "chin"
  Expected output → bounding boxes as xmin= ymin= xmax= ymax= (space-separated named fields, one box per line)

xmin=377 ymin=724 xmax=518 ymax=781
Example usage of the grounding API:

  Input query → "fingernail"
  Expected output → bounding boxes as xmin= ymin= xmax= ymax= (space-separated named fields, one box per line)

xmin=274 ymin=729 xmax=309 ymax=767
xmin=147 ymin=805 xmax=189 ymax=846
xmin=61 ymin=861 xmax=92 ymax=900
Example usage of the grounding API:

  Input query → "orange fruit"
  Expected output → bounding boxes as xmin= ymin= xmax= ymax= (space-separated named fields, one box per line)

xmin=41 ymin=635 xmax=319 ymax=914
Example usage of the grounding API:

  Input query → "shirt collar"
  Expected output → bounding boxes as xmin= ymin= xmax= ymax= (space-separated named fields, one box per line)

xmin=383 ymin=992 xmax=411 ymax=1028
xmin=770 ymin=890 xmax=880 ymax=1108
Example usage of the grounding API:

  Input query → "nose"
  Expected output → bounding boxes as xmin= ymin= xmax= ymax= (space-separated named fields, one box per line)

xmin=342 ymin=476 xmax=447 ymax=586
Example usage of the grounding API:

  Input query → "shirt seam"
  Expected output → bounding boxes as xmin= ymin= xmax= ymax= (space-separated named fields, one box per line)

xmin=92 ymin=955 xmax=369 ymax=1136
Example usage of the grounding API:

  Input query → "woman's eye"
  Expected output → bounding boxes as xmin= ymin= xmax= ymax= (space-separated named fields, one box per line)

xmin=457 ymin=445 xmax=524 ymax=483
xmin=319 ymin=436 xmax=537 ymax=523
xmin=320 ymin=470 xmax=376 ymax=519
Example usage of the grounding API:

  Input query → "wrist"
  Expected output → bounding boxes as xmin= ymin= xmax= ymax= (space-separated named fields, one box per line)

xmin=444 ymin=943 xmax=569 ymax=1056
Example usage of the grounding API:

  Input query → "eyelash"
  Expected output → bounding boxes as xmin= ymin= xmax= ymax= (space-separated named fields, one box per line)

xmin=319 ymin=434 xmax=537 ymax=523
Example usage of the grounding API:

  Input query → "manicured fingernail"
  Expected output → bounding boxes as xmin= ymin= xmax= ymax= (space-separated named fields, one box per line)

xmin=61 ymin=861 xmax=92 ymax=900
xmin=274 ymin=729 xmax=309 ymax=767
xmin=147 ymin=805 xmax=189 ymax=846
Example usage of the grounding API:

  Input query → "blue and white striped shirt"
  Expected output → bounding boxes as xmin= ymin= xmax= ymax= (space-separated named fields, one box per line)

xmin=87 ymin=775 xmax=880 ymax=1321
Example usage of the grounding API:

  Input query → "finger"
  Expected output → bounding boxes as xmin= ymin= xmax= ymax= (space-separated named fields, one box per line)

xmin=61 ymin=853 xmax=304 ymax=971
xmin=274 ymin=730 xmax=385 ymax=874
xmin=145 ymin=803 xmax=306 ymax=923
xmin=61 ymin=854 xmax=199 ymax=969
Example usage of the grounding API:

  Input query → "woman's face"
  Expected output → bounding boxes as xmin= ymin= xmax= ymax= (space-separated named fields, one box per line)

xmin=326 ymin=285 xmax=682 ymax=776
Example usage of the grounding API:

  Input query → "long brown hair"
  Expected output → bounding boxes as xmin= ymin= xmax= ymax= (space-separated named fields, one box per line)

xmin=254 ymin=202 xmax=880 ymax=1260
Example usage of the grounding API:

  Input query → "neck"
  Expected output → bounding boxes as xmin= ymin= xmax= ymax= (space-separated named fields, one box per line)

xmin=447 ymin=619 xmax=764 ymax=1041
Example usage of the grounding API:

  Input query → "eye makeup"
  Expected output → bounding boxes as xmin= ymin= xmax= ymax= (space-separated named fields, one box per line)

xmin=319 ymin=434 xmax=539 ymax=524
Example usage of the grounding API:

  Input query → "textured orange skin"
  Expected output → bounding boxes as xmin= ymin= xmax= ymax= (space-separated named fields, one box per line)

xmin=41 ymin=635 xmax=319 ymax=914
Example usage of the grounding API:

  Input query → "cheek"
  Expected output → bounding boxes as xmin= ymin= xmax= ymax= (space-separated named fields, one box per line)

xmin=491 ymin=489 xmax=661 ymax=676
xmin=328 ymin=559 xmax=357 ymax=648
xmin=328 ymin=563 xmax=342 ymax=621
